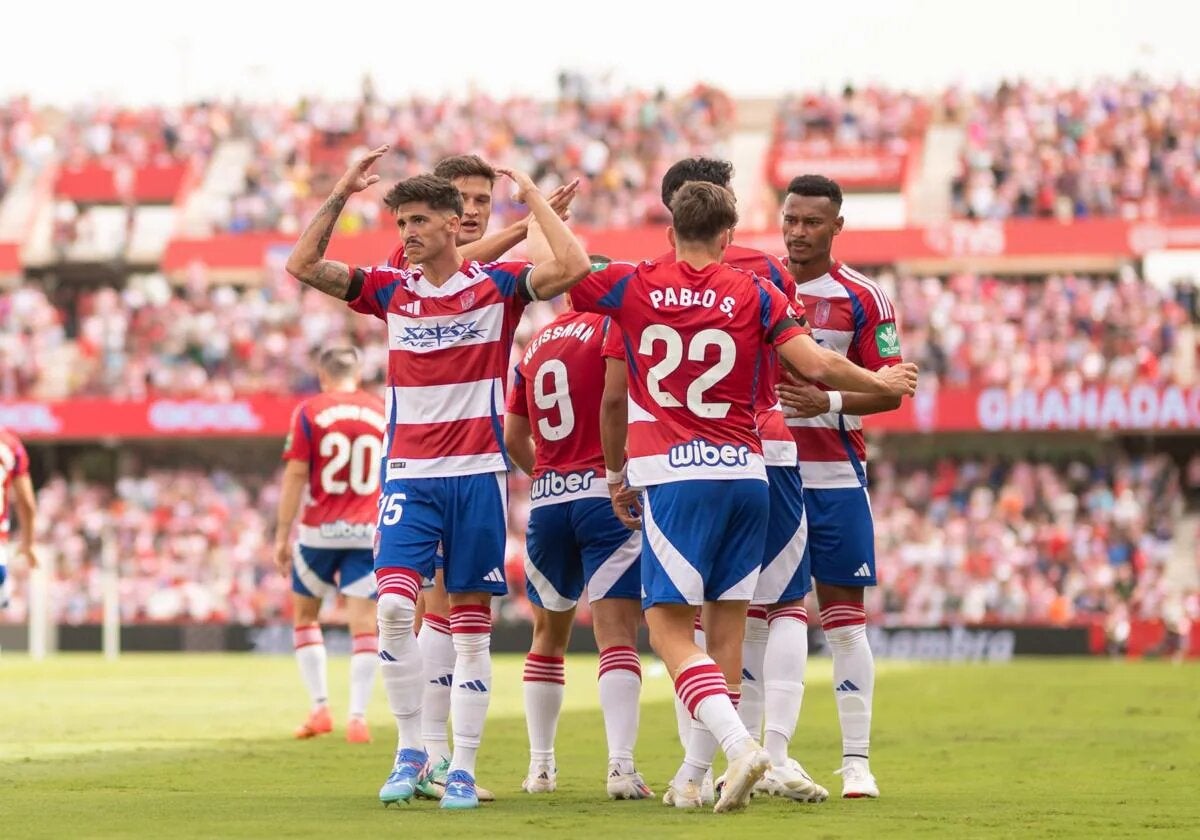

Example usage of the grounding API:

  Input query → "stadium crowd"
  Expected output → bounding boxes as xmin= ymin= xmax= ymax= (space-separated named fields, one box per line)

xmin=949 ymin=77 xmax=1200 ymax=220
xmin=2 ymin=453 xmax=1193 ymax=633
xmin=3 ymin=270 xmax=1196 ymax=400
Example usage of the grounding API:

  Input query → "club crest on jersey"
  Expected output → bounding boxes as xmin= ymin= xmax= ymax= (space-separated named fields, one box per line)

xmin=399 ymin=320 xmax=485 ymax=349
xmin=667 ymin=439 xmax=751 ymax=468
xmin=812 ymin=298 xmax=831 ymax=327
xmin=460 ymin=290 xmax=476 ymax=310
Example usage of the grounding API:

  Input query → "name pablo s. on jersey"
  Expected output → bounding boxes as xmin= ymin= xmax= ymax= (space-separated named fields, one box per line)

xmin=507 ymin=311 xmax=611 ymax=509
xmin=283 ymin=390 xmax=387 ymax=549
xmin=571 ymin=258 xmax=805 ymax=487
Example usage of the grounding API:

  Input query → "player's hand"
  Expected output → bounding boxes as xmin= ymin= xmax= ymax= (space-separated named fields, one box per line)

xmin=273 ymin=541 xmax=293 ymax=579
xmin=545 ymin=178 xmax=580 ymax=221
xmin=16 ymin=544 xmax=38 ymax=570
xmin=335 ymin=145 xmax=389 ymax=195
xmin=609 ymin=484 xmax=643 ymax=531
xmin=877 ymin=362 xmax=919 ymax=397
xmin=496 ymin=167 xmax=540 ymax=204
xmin=776 ymin=381 xmax=832 ymax=418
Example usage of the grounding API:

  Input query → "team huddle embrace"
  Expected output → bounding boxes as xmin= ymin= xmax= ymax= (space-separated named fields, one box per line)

xmin=277 ymin=149 xmax=919 ymax=814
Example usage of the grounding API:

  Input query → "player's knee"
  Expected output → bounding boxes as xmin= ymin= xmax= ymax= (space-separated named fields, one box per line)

xmin=453 ymin=631 xmax=490 ymax=657
xmin=824 ymin=622 xmax=867 ymax=652
xmin=376 ymin=592 xmax=417 ymax=637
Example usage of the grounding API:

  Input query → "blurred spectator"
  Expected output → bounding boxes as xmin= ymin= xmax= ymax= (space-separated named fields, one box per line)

xmin=1 ymin=453 xmax=1193 ymax=630
xmin=951 ymin=77 xmax=1200 ymax=220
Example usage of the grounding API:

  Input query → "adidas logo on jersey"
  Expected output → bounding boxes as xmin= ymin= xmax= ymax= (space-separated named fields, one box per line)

xmin=458 ymin=679 xmax=489 ymax=693
xmin=667 ymin=439 xmax=751 ymax=469
xmin=483 ymin=568 xmax=505 ymax=584
xmin=835 ymin=680 xmax=860 ymax=692
xmin=430 ymin=673 xmax=453 ymax=687
xmin=398 ymin=301 xmax=421 ymax=317
xmin=853 ymin=564 xmax=872 ymax=578
xmin=530 ymin=469 xmax=596 ymax=501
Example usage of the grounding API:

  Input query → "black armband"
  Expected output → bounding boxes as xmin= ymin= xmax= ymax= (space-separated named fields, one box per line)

xmin=344 ymin=268 xmax=365 ymax=302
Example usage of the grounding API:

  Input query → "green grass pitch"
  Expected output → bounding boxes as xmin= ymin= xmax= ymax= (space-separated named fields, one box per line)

xmin=1 ymin=653 xmax=1197 ymax=838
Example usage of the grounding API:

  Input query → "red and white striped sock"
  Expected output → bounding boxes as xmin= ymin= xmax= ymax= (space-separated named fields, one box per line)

xmin=293 ymin=623 xmax=327 ymax=710
xmin=523 ymin=653 xmax=565 ymax=768
xmin=764 ymin=605 xmax=808 ymax=765
xmin=598 ymin=646 xmax=642 ymax=773
xmin=348 ymin=632 xmax=378 ymax=719
xmin=375 ymin=568 xmax=424 ymax=752
xmin=676 ymin=657 xmax=752 ymax=761
xmin=673 ymin=612 xmax=708 ymax=751
xmin=417 ymin=613 xmax=454 ymax=761
xmin=821 ymin=601 xmax=873 ymax=760
xmin=449 ymin=604 xmax=493 ymax=777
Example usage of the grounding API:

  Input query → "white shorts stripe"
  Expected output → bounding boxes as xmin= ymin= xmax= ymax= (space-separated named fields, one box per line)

xmin=586 ymin=531 xmax=642 ymax=603
xmin=643 ymin=496 xmax=704 ymax=605
xmin=718 ymin=565 xmax=759 ymax=601
xmin=524 ymin=554 xmax=576 ymax=612
xmin=293 ymin=547 xmax=334 ymax=600
xmin=752 ymin=512 xmax=808 ymax=606
xmin=341 ymin=569 xmax=377 ymax=599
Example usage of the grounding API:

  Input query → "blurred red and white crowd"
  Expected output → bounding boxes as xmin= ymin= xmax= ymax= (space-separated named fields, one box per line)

xmin=2 ymin=454 xmax=1195 ymax=632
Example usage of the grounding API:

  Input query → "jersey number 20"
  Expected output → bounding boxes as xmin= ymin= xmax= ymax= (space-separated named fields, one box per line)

xmin=319 ymin=432 xmax=382 ymax=495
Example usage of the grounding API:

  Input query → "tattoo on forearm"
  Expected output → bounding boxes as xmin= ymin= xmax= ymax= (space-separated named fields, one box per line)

xmin=314 ymin=194 xmax=348 ymax=256
xmin=302 ymin=262 xmax=351 ymax=297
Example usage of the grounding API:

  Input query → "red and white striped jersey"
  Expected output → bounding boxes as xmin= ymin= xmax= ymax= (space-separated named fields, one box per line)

xmin=283 ymin=390 xmax=387 ymax=548
xmin=789 ymin=261 xmax=903 ymax=488
xmin=348 ymin=259 xmax=534 ymax=479
xmin=0 ymin=427 xmax=30 ymax=544
xmin=571 ymin=259 xmax=806 ymax=487
xmin=506 ymin=311 xmax=611 ymax=509
xmin=655 ymin=245 xmax=803 ymax=468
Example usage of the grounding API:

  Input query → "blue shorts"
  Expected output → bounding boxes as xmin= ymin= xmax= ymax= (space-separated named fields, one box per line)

xmin=525 ymin=497 xmax=641 ymax=611
xmin=641 ymin=479 xmax=768 ymax=608
xmin=292 ymin=546 xmax=375 ymax=600
xmin=803 ymin=486 xmax=876 ymax=586
xmin=0 ymin=562 xmax=7 ymax=608
xmin=753 ymin=466 xmax=812 ymax=606
xmin=375 ymin=472 xmax=508 ymax=596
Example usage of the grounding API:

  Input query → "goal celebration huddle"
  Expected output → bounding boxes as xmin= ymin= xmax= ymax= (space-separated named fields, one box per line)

xmin=274 ymin=147 xmax=919 ymax=815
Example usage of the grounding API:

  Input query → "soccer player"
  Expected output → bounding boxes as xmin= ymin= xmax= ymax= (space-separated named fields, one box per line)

xmin=0 ymin=426 xmax=38 ymax=608
xmin=389 ymin=155 xmax=576 ymax=801
xmin=776 ymin=174 xmax=905 ymax=799
xmin=504 ymin=300 xmax=650 ymax=800
xmin=573 ymin=182 xmax=917 ymax=813
xmin=654 ymin=158 xmax=827 ymax=803
xmin=285 ymin=146 xmax=590 ymax=810
xmin=273 ymin=347 xmax=386 ymax=744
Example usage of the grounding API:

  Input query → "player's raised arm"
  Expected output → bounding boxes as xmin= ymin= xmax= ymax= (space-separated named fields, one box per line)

xmin=777 ymin=334 xmax=918 ymax=398
xmin=497 ymin=168 xmax=590 ymax=300
xmin=286 ymin=145 xmax=389 ymax=299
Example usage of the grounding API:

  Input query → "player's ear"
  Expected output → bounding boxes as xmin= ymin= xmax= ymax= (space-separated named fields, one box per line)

xmin=446 ymin=212 xmax=462 ymax=235
xmin=834 ymin=215 xmax=844 ymax=236
xmin=666 ymin=226 xmax=677 ymax=250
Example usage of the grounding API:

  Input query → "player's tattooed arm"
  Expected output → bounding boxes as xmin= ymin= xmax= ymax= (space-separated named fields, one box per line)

xmin=286 ymin=145 xmax=388 ymax=300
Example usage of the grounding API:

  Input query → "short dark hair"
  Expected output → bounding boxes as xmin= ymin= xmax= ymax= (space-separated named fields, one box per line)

xmin=588 ymin=253 xmax=612 ymax=266
xmin=786 ymin=174 xmax=843 ymax=208
xmin=383 ymin=174 xmax=464 ymax=215
xmin=661 ymin=157 xmax=734 ymax=209
xmin=318 ymin=345 xmax=360 ymax=380
xmin=670 ymin=182 xmax=738 ymax=243
xmin=433 ymin=154 xmax=497 ymax=184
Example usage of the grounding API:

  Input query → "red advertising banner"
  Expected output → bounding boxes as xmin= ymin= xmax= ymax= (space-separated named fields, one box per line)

xmin=0 ymin=242 xmax=19 ymax=275
xmin=2 ymin=385 xmax=1197 ymax=440
xmin=54 ymin=162 xmax=190 ymax=203
xmin=160 ymin=216 xmax=1200 ymax=275
xmin=767 ymin=145 xmax=908 ymax=190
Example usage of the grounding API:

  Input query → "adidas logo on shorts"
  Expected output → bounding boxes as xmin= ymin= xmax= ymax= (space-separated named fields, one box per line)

xmin=483 ymin=568 xmax=505 ymax=584
xmin=853 ymin=564 xmax=872 ymax=578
